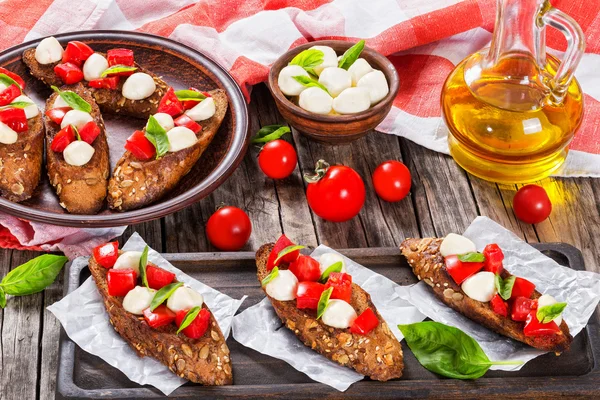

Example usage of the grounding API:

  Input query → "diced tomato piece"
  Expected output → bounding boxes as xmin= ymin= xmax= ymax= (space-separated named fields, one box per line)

xmin=181 ymin=87 xmax=211 ymax=110
xmin=0 ymin=107 xmax=28 ymax=132
xmin=62 ymin=41 xmax=94 ymax=66
xmin=93 ymin=241 xmax=119 ymax=268
xmin=107 ymin=48 xmax=135 ymax=67
xmin=88 ymin=76 xmax=120 ymax=90
xmin=175 ymin=308 xmax=211 ymax=339
xmin=510 ymin=277 xmax=536 ymax=300
xmin=266 ymin=234 xmax=299 ymax=271
xmin=524 ymin=310 xmax=561 ymax=337
xmin=444 ymin=255 xmax=484 ymax=285
xmin=157 ymin=87 xmax=184 ymax=117
xmin=350 ymin=308 xmax=379 ymax=335
xmin=296 ymin=281 xmax=325 ymax=309
xmin=54 ymin=62 xmax=84 ymax=85
xmin=490 ymin=294 xmax=508 ymax=317
xmin=146 ymin=265 xmax=176 ymax=290
xmin=143 ymin=304 xmax=176 ymax=329
xmin=0 ymin=68 xmax=25 ymax=89
xmin=50 ymin=125 xmax=76 ymax=152
xmin=107 ymin=268 xmax=137 ymax=297
xmin=511 ymin=296 xmax=538 ymax=322
xmin=0 ymin=85 xmax=21 ymax=106
xmin=483 ymin=243 xmax=504 ymax=274
xmin=288 ymin=255 xmax=321 ymax=282
xmin=325 ymin=272 xmax=352 ymax=302
xmin=78 ymin=121 xmax=100 ymax=144
xmin=124 ymin=130 xmax=156 ymax=160
xmin=174 ymin=114 xmax=202 ymax=134
xmin=45 ymin=107 xmax=71 ymax=125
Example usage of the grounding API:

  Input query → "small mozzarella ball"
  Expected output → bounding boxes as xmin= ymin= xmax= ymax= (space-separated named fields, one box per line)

xmin=318 ymin=67 xmax=352 ymax=98
xmin=185 ymin=97 xmax=216 ymax=121
xmin=0 ymin=122 xmax=18 ymax=145
xmin=122 ymin=73 xmax=156 ymax=100
xmin=60 ymin=110 xmax=93 ymax=130
xmin=318 ymin=253 xmax=346 ymax=275
xmin=461 ymin=272 xmax=497 ymax=302
xmin=265 ymin=269 xmax=298 ymax=301
xmin=12 ymin=95 xmax=38 ymax=119
xmin=63 ymin=141 xmax=95 ymax=166
xmin=298 ymin=87 xmax=333 ymax=115
xmin=357 ymin=70 xmax=389 ymax=105
xmin=35 ymin=37 xmax=64 ymax=65
xmin=538 ymin=294 xmax=563 ymax=326
xmin=113 ymin=251 xmax=142 ymax=275
xmin=278 ymin=65 xmax=309 ymax=96
xmin=310 ymin=45 xmax=338 ymax=76
xmin=122 ymin=286 xmax=156 ymax=315
xmin=53 ymin=95 xmax=70 ymax=109
xmin=321 ymin=299 xmax=358 ymax=329
xmin=440 ymin=233 xmax=477 ymax=257
xmin=150 ymin=113 xmax=174 ymax=132
xmin=332 ymin=87 xmax=370 ymax=114
xmin=166 ymin=286 xmax=204 ymax=312
xmin=167 ymin=126 xmax=197 ymax=152
xmin=83 ymin=53 xmax=108 ymax=81
xmin=348 ymin=58 xmax=373 ymax=86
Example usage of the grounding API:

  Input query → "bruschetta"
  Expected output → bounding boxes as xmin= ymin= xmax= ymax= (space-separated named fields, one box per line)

xmin=400 ymin=235 xmax=573 ymax=353
xmin=256 ymin=235 xmax=403 ymax=381
xmin=89 ymin=241 xmax=233 ymax=385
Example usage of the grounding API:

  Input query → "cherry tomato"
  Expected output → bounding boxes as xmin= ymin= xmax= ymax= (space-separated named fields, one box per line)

xmin=305 ymin=160 xmax=365 ymax=222
xmin=258 ymin=139 xmax=297 ymax=180
xmin=350 ymin=308 xmax=379 ymax=335
xmin=324 ymin=272 xmax=352 ymax=302
xmin=143 ymin=305 xmax=176 ymax=329
xmin=93 ymin=241 xmax=119 ymax=268
xmin=444 ymin=255 xmax=484 ymax=285
xmin=206 ymin=206 xmax=252 ymax=251
xmin=175 ymin=308 xmax=211 ymax=339
xmin=146 ymin=265 xmax=175 ymax=290
xmin=372 ymin=160 xmax=411 ymax=202
xmin=524 ymin=310 xmax=561 ymax=337
xmin=513 ymin=185 xmax=552 ymax=224
xmin=490 ymin=294 xmax=508 ymax=317
xmin=107 ymin=268 xmax=137 ymax=297
xmin=124 ymin=130 xmax=156 ymax=161
xmin=266 ymin=234 xmax=299 ymax=271
xmin=288 ymin=255 xmax=321 ymax=282
xmin=296 ymin=281 xmax=326 ymax=309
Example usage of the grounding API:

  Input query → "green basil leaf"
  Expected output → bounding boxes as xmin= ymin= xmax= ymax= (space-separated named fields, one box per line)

xmin=177 ymin=306 xmax=201 ymax=334
xmin=319 ymin=261 xmax=343 ymax=283
xmin=251 ymin=125 xmax=291 ymax=144
xmin=0 ymin=287 xmax=6 ymax=308
xmin=150 ymin=282 xmax=183 ymax=311
xmin=292 ymin=76 xmax=330 ymax=94
xmin=537 ymin=302 xmax=567 ymax=324
xmin=0 ymin=254 xmax=68 ymax=296
xmin=174 ymin=89 xmax=206 ymax=102
xmin=100 ymin=65 xmax=137 ymax=77
xmin=274 ymin=245 xmax=305 ymax=265
xmin=338 ymin=40 xmax=365 ymax=70
xmin=494 ymin=275 xmax=516 ymax=301
xmin=71 ymin=124 xmax=81 ymax=141
xmin=145 ymin=115 xmax=170 ymax=159
xmin=139 ymin=245 xmax=149 ymax=288
xmin=51 ymin=86 xmax=92 ymax=113
xmin=457 ymin=252 xmax=485 ymax=262
xmin=317 ymin=287 xmax=333 ymax=319
xmin=261 ymin=266 xmax=279 ymax=287
xmin=289 ymin=49 xmax=324 ymax=70
xmin=0 ymin=74 xmax=22 ymax=92
xmin=2 ymin=101 xmax=33 ymax=109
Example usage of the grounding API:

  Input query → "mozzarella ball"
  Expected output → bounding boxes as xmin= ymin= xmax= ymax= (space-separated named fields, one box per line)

xmin=332 ymin=87 xmax=370 ymax=114
xmin=0 ymin=122 xmax=18 ymax=145
xmin=83 ymin=53 xmax=109 ymax=81
xmin=318 ymin=67 xmax=352 ymax=98
xmin=35 ymin=37 xmax=64 ymax=65
xmin=461 ymin=272 xmax=497 ymax=302
xmin=166 ymin=286 xmax=204 ymax=312
xmin=60 ymin=110 xmax=93 ymax=130
xmin=298 ymin=87 xmax=333 ymax=115
xmin=357 ymin=70 xmax=389 ymax=105
xmin=122 ymin=286 xmax=156 ymax=315
xmin=122 ymin=73 xmax=156 ymax=100
xmin=310 ymin=45 xmax=338 ymax=76
xmin=265 ymin=269 xmax=298 ymax=301
xmin=113 ymin=251 xmax=143 ymax=275
xmin=150 ymin=113 xmax=174 ymax=132
xmin=278 ymin=65 xmax=309 ymax=96
xmin=321 ymin=299 xmax=357 ymax=329
xmin=12 ymin=95 xmax=38 ymax=119
xmin=167 ymin=126 xmax=197 ymax=152
xmin=348 ymin=58 xmax=373 ymax=86
xmin=318 ymin=253 xmax=346 ymax=275
xmin=53 ymin=95 xmax=70 ymax=109
xmin=185 ymin=97 xmax=215 ymax=121
xmin=538 ymin=294 xmax=563 ymax=326
xmin=440 ymin=233 xmax=477 ymax=257
xmin=63 ymin=141 xmax=95 ymax=166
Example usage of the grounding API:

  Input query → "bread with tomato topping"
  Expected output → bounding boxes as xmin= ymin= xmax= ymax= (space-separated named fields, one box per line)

xmin=400 ymin=237 xmax=573 ymax=353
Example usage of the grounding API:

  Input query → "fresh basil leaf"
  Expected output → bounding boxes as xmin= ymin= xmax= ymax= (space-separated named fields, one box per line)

xmin=494 ymin=275 xmax=516 ymax=301
xmin=0 ymin=287 xmax=6 ymax=308
xmin=289 ymin=49 xmax=324 ymax=70
xmin=139 ymin=245 xmax=149 ymax=288
xmin=537 ymin=302 xmax=567 ymax=324
xmin=317 ymin=287 xmax=333 ymax=319
xmin=251 ymin=125 xmax=291 ymax=144
xmin=145 ymin=115 xmax=170 ymax=158
xmin=71 ymin=124 xmax=81 ymax=141
xmin=274 ymin=245 xmax=305 ymax=265
xmin=150 ymin=282 xmax=183 ymax=311
xmin=0 ymin=74 xmax=22 ymax=92
xmin=292 ymin=76 xmax=330 ymax=94
xmin=457 ymin=252 xmax=485 ymax=262
xmin=319 ymin=261 xmax=343 ymax=283
xmin=338 ymin=40 xmax=365 ymax=70
xmin=2 ymin=101 xmax=33 ymax=109
xmin=100 ymin=65 xmax=137 ymax=77
xmin=175 ymin=89 xmax=206 ymax=102
xmin=51 ymin=86 xmax=92 ymax=113
xmin=177 ymin=306 xmax=202 ymax=334
xmin=0 ymin=254 xmax=68 ymax=296
xmin=261 ymin=266 xmax=279 ymax=287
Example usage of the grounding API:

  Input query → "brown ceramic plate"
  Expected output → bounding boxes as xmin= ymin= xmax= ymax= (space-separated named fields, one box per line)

xmin=0 ymin=31 xmax=249 ymax=227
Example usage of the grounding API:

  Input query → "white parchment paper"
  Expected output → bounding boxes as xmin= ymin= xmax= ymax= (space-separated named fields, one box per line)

xmin=48 ymin=232 xmax=246 ymax=395
xmin=232 ymin=245 xmax=426 ymax=391
xmin=398 ymin=216 xmax=600 ymax=370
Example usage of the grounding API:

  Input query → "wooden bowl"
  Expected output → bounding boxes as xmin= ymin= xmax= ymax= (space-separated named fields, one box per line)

xmin=0 ymin=31 xmax=249 ymax=227
xmin=268 ymin=40 xmax=399 ymax=144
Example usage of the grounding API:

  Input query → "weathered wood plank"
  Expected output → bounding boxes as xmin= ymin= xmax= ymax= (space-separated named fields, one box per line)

xmin=122 ymin=220 xmax=163 ymax=251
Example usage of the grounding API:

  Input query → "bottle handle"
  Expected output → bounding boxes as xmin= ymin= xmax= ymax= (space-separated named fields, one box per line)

xmin=541 ymin=7 xmax=586 ymax=102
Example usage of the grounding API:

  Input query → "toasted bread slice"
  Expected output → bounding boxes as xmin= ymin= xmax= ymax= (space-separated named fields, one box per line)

xmin=107 ymin=89 xmax=228 ymax=211
xmin=88 ymin=253 xmax=233 ymax=385
xmin=45 ymin=83 xmax=110 ymax=214
xmin=256 ymin=244 xmax=403 ymax=381
xmin=400 ymin=238 xmax=573 ymax=353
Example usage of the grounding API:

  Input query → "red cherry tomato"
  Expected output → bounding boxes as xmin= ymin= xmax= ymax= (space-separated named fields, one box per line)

xmin=146 ymin=265 xmax=175 ymax=290
xmin=325 ymin=272 xmax=352 ymax=302
xmin=524 ymin=310 xmax=561 ymax=336
xmin=483 ymin=243 xmax=504 ymax=274
xmin=288 ymin=255 xmax=321 ymax=282
xmin=107 ymin=268 xmax=137 ymax=297
xmin=372 ymin=160 xmax=411 ymax=202
xmin=54 ymin=62 xmax=84 ymax=85
xmin=125 ymin=130 xmax=156 ymax=160
xmin=45 ymin=107 xmax=71 ymax=125
xmin=296 ymin=281 xmax=326 ymax=309
xmin=513 ymin=185 xmax=552 ymax=224
xmin=0 ymin=84 xmax=21 ymax=107
xmin=0 ymin=107 xmax=28 ymax=132
xmin=157 ymin=87 xmax=183 ymax=117
xmin=107 ymin=48 xmax=135 ymax=67
xmin=258 ymin=140 xmax=297 ymax=180
xmin=305 ymin=161 xmax=365 ymax=222
xmin=93 ymin=241 xmax=119 ymax=268
xmin=510 ymin=277 xmax=536 ymax=300
xmin=143 ymin=305 xmax=176 ymax=329
xmin=444 ymin=255 xmax=484 ymax=285
xmin=350 ymin=308 xmax=379 ymax=335
xmin=51 ymin=125 xmax=76 ymax=152
xmin=62 ymin=41 xmax=94 ymax=66
xmin=511 ymin=296 xmax=537 ymax=321
xmin=0 ymin=68 xmax=25 ymax=90
xmin=175 ymin=308 xmax=211 ymax=339
xmin=266 ymin=234 xmax=299 ymax=271
xmin=490 ymin=294 xmax=508 ymax=317
xmin=174 ymin=114 xmax=202 ymax=134
xmin=206 ymin=206 xmax=252 ymax=251
xmin=88 ymin=76 xmax=120 ymax=90
xmin=78 ymin=121 xmax=100 ymax=144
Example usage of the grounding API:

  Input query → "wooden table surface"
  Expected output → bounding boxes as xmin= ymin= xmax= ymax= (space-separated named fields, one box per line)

xmin=1 ymin=84 xmax=599 ymax=400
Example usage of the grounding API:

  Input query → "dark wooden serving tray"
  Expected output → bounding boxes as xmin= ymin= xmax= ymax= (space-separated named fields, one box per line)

xmin=56 ymin=244 xmax=599 ymax=399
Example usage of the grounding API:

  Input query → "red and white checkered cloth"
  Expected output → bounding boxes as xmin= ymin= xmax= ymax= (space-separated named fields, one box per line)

xmin=0 ymin=0 xmax=598 ymax=254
